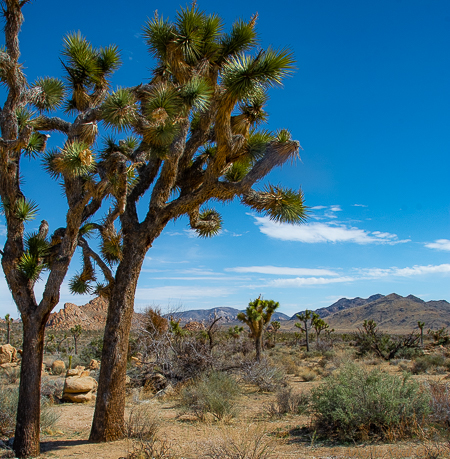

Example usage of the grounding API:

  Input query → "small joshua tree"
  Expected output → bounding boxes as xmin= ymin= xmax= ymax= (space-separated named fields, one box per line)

xmin=295 ymin=310 xmax=318 ymax=352
xmin=4 ymin=314 xmax=12 ymax=344
xmin=237 ymin=296 xmax=279 ymax=361
xmin=271 ymin=320 xmax=281 ymax=345
xmin=417 ymin=321 xmax=425 ymax=347
xmin=312 ymin=315 xmax=329 ymax=345
xmin=70 ymin=325 xmax=83 ymax=355
xmin=227 ymin=325 xmax=244 ymax=340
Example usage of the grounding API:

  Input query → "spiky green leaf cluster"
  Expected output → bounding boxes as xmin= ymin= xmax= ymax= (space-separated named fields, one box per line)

xmin=52 ymin=141 xmax=96 ymax=177
xmin=62 ymin=32 xmax=121 ymax=111
xmin=17 ymin=232 xmax=50 ymax=282
xmin=101 ymin=228 xmax=123 ymax=265
xmin=222 ymin=48 xmax=295 ymax=100
xmin=31 ymin=77 xmax=65 ymax=111
xmin=69 ymin=274 xmax=93 ymax=294
xmin=193 ymin=208 xmax=222 ymax=238
xmin=14 ymin=198 xmax=39 ymax=222
xmin=23 ymin=132 xmax=47 ymax=158
xmin=244 ymin=185 xmax=308 ymax=224
xmin=101 ymin=88 xmax=137 ymax=131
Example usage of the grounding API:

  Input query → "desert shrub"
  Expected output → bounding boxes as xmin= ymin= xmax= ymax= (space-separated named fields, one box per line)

xmin=427 ymin=381 xmax=450 ymax=427
xmin=0 ymin=387 xmax=18 ymax=436
xmin=298 ymin=368 xmax=317 ymax=382
xmin=412 ymin=354 xmax=447 ymax=374
xmin=80 ymin=337 xmax=103 ymax=363
xmin=180 ymin=370 xmax=240 ymax=421
xmin=171 ymin=337 xmax=214 ymax=380
xmin=41 ymin=376 xmax=64 ymax=402
xmin=1 ymin=366 xmax=20 ymax=384
xmin=241 ymin=358 xmax=286 ymax=392
xmin=126 ymin=404 xmax=160 ymax=440
xmin=198 ymin=425 xmax=275 ymax=459
xmin=265 ymin=386 xmax=310 ymax=417
xmin=310 ymin=362 xmax=431 ymax=441
xmin=0 ymin=386 xmax=60 ymax=436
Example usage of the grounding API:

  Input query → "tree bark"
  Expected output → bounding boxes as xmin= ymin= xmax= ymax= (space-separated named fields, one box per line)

xmin=89 ymin=246 xmax=146 ymax=442
xmin=255 ymin=333 xmax=262 ymax=362
xmin=13 ymin=314 xmax=47 ymax=458
xmin=305 ymin=325 xmax=310 ymax=352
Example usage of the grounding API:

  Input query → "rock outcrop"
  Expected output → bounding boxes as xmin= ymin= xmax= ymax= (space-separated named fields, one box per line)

xmin=0 ymin=344 xmax=18 ymax=365
xmin=62 ymin=367 xmax=98 ymax=403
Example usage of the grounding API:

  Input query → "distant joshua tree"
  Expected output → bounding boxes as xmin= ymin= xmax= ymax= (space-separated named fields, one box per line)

xmin=237 ymin=296 xmax=279 ymax=361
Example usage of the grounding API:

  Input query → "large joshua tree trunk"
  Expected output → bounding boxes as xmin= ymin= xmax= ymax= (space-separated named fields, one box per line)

xmin=13 ymin=312 xmax=48 ymax=457
xmin=89 ymin=244 xmax=147 ymax=442
xmin=255 ymin=332 xmax=263 ymax=362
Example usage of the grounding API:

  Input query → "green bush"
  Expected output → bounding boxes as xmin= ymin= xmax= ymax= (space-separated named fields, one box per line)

xmin=181 ymin=370 xmax=240 ymax=421
xmin=0 ymin=385 xmax=60 ymax=436
xmin=411 ymin=354 xmax=448 ymax=374
xmin=310 ymin=362 xmax=431 ymax=441
xmin=80 ymin=337 xmax=103 ymax=363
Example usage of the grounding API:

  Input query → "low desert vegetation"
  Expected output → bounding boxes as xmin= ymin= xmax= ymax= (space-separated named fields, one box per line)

xmin=2 ymin=311 xmax=450 ymax=458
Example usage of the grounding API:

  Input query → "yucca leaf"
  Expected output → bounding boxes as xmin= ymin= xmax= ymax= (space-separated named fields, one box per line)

xmin=16 ymin=107 xmax=35 ymax=129
xmin=101 ymin=87 xmax=137 ymax=131
xmin=23 ymin=132 xmax=47 ymax=158
xmin=193 ymin=208 xmax=222 ymax=238
xmin=175 ymin=5 xmax=205 ymax=64
xmin=246 ymin=129 xmax=275 ymax=161
xmin=143 ymin=83 xmax=180 ymax=121
xmin=224 ymin=160 xmax=251 ymax=182
xmin=220 ymin=19 xmax=258 ymax=60
xmin=180 ymin=77 xmax=213 ymax=111
xmin=31 ymin=77 xmax=65 ymax=111
xmin=42 ymin=149 xmax=61 ymax=180
xmin=25 ymin=232 xmax=50 ymax=258
xmin=53 ymin=141 xmax=96 ymax=177
xmin=79 ymin=223 xmax=96 ymax=238
xmin=17 ymin=253 xmax=46 ymax=282
xmin=98 ymin=44 xmax=121 ymax=75
xmin=143 ymin=121 xmax=180 ymax=147
xmin=101 ymin=228 xmax=123 ymax=265
xmin=143 ymin=15 xmax=176 ymax=61
xmin=222 ymin=47 xmax=295 ymax=100
xmin=69 ymin=273 xmax=93 ymax=295
xmin=243 ymin=185 xmax=308 ymax=224
xmin=15 ymin=198 xmax=39 ymax=222
xmin=276 ymin=128 xmax=292 ymax=142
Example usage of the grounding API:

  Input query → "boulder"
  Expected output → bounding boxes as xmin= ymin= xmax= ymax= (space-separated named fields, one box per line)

xmin=88 ymin=359 xmax=100 ymax=370
xmin=63 ymin=376 xmax=98 ymax=394
xmin=52 ymin=360 xmax=66 ymax=375
xmin=0 ymin=344 xmax=17 ymax=364
xmin=63 ymin=391 xmax=96 ymax=403
xmin=143 ymin=373 xmax=167 ymax=393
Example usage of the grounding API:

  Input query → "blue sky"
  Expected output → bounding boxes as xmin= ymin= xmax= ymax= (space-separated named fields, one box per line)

xmin=1 ymin=0 xmax=449 ymax=317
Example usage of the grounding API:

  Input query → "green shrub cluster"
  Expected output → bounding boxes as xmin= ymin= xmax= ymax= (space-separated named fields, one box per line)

xmin=181 ymin=370 xmax=240 ymax=421
xmin=310 ymin=362 xmax=431 ymax=441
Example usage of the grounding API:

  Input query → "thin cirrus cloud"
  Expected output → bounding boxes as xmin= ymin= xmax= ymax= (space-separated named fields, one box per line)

xmin=226 ymin=265 xmax=338 ymax=277
xmin=253 ymin=216 xmax=410 ymax=245
xmin=425 ymin=239 xmax=450 ymax=252
xmin=264 ymin=263 xmax=450 ymax=288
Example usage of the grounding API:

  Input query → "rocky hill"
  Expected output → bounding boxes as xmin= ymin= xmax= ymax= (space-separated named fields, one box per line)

xmin=324 ymin=293 xmax=450 ymax=332
xmin=171 ymin=307 xmax=289 ymax=323
xmin=290 ymin=294 xmax=384 ymax=320
xmin=46 ymin=297 xmax=110 ymax=330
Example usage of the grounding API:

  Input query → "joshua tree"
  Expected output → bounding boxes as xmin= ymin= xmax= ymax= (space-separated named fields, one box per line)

xmin=237 ymin=297 xmax=279 ymax=361
xmin=227 ymin=325 xmax=244 ymax=340
xmin=311 ymin=315 xmax=329 ymax=345
xmin=295 ymin=310 xmax=318 ymax=352
xmin=4 ymin=314 xmax=12 ymax=344
xmin=271 ymin=320 xmax=281 ymax=345
xmin=60 ymin=7 xmax=307 ymax=443
xmin=417 ymin=321 xmax=425 ymax=347
xmin=70 ymin=324 xmax=83 ymax=355
xmin=0 ymin=2 xmax=122 ymax=454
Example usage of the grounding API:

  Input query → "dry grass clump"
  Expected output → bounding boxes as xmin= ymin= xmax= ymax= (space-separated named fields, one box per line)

xmin=125 ymin=404 xmax=177 ymax=459
xmin=297 ymin=368 xmax=317 ymax=381
xmin=197 ymin=425 xmax=275 ymax=459
xmin=240 ymin=357 xmax=286 ymax=392
xmin=264 ymin=385 xmax=309 ymax=417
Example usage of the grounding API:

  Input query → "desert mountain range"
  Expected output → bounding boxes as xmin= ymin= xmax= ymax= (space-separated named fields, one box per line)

xmin=44 ymin=293 xmax=450 ymax=332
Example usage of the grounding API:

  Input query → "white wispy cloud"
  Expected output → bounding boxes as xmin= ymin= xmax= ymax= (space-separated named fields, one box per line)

xmin=253 ymin=216 xmax=409 ymax=245
xmin=226 ymin=266 xmax=338 ymax=277
xmin=353 ymin=204 xmax=368 ymax=207
xmin=268 ymin=276 xmax=355 ymax=287
xmin=360 ymin=264 xmax=450 ymax=278
xmin=425 ymin=239 xmax=450 ymax=252
xmin=135 ymin=286 xmax=230 ymax=301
